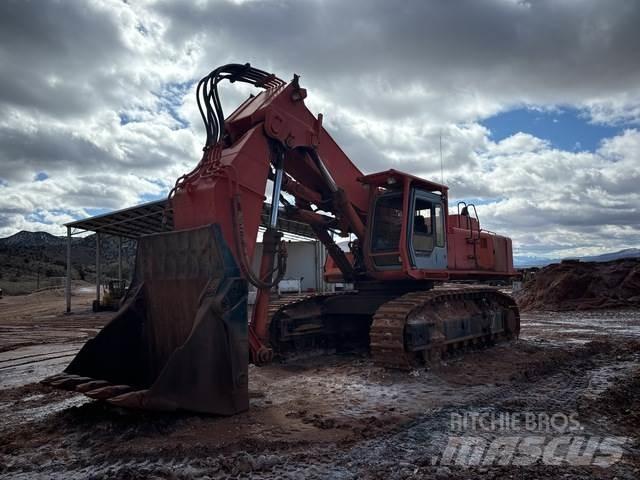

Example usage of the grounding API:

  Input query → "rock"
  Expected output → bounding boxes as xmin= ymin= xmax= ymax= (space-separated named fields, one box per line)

xmin=435 ymin=466 xmax=451 ymax=479
xmin=234 ymin=452 xmax=253 ymax=474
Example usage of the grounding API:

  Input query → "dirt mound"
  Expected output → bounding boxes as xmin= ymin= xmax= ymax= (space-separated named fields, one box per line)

xmin=516 ymin=258 xmax=640 ymax=311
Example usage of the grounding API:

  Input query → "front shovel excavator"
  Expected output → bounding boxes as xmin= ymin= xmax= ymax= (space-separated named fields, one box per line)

xmin=43 ymin=225 xmax=249 ymax=415
xmin=45 ymin=63 xmax=521 ymax=415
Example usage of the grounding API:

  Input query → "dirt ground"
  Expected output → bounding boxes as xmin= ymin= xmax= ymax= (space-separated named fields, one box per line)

xmin=1 ymin=289 xmax=639 ymax=479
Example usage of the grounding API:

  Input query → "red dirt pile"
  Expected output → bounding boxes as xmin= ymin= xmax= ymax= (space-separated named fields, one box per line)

xmin=516 ymin=258 xmax=640 ymax=311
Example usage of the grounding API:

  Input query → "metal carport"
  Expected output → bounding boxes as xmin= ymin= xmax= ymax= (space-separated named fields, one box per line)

xmin=63 ymin=199 xmax=315 ymax=312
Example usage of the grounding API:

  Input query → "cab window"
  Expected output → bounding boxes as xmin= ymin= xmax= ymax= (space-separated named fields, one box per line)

xmin=412 ymin=198 xmax=434 ymax=253
xmin=434 ymin=203 xmax=444 ymax=247
xmin=371 ymin=194 xmax=403 ymax=252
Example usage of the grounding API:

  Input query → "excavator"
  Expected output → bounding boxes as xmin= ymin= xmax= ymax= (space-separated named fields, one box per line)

xmin=43 ymin=64 xmax=520 ymax=415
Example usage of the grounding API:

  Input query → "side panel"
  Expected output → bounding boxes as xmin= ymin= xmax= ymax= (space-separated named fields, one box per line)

xmin=476 ymin=233 xmax=496 ymax=270
xmin=447 ymin=228 xmax=516 ymax=275
xmin=448 ymin=227 xmax=475 ymax=271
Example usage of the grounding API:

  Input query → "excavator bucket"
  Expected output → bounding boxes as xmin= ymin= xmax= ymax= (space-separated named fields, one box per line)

xmin=43 ymin=225 xmax=249 ymax=415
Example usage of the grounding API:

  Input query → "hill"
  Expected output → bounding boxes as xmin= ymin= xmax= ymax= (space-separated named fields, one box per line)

xmin=581 ymin=248 xmax=640 ymax=263
xmin=0 ymin=231 xmax=66 ymax=248
xmin=0 ymin=231 xmax=136 ymax=295
xmin=515 ymin=248 xmax=640 ymax=268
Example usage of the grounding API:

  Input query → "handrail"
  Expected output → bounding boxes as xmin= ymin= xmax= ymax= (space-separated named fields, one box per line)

xmin=457 ymin=201 xmax=467 ymax=217
xmin=468 ymin=204 xmax=480 ymax=241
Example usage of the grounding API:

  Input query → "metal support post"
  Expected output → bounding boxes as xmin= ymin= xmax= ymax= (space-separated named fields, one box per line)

xmin=66 ymin=226 xmax=71 ymax=313
xmin=95 ymin=233 xmax=101 ymax=307
xmin=118 ymin=236 xmax=122 ymax=284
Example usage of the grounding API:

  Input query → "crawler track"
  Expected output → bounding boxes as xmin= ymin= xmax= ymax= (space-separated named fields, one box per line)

xmin=266 ymin=293 xmax=325 ymax=323
xmin=265 ymin=286 xmax=520 ymax=369
xmin=370 ymin=286 xmax=520 ymax=369
xmin=266 ymin=291 xmax=358 ymax=356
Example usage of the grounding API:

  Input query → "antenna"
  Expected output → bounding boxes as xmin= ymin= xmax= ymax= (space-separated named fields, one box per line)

xmin=439 ymin=129 xmax=444 ymax=185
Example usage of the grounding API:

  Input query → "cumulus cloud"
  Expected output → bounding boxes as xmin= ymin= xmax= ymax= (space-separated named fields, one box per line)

xmin=0 ymin=0 xmax=638 ymax=258
xmin=465 ymin=128 xmax=640 ymax=257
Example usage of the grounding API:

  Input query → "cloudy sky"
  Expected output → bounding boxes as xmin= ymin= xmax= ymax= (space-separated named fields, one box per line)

xmin=1 ymin=0 xmax=639 ymax=261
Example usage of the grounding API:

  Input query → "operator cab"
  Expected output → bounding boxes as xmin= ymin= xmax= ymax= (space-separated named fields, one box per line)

xmin=361 ymin=170 xmax=448 ymax=272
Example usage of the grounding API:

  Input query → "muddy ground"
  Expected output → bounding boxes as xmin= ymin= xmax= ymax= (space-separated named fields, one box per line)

xmin=1 ymin=289 xmax=639 ymax=479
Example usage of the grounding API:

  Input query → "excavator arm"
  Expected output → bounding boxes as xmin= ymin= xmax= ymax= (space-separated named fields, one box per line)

xmin=169 ymin=64 xmax=370 ymax=365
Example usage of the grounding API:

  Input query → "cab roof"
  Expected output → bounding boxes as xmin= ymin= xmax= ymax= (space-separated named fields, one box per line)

xmin=358 ymin=169 xmax=448 ymax=193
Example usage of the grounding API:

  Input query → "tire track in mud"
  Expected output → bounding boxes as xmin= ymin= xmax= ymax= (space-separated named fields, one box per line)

xmin=252 ymin=340 xmax=640 ymax=479
xmin=0 ymin=350 xmax=78 ymax=370
xmin=1 ymin=339 xmax=639 ymax=479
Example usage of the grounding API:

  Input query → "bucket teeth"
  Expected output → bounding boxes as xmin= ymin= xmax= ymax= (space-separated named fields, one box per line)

xmin=85 ymin=384 xmax=133 ymax=400
xmin=107 ymin=390 xmax=178 ymax=412
xmin=106 ymin=390 xmax=178 ymax=411
xmin=75 ymin=380 xmax=111 ymax=393
xmin=106 ymin=390 xmax=148 ymax=409
xmin=46 ymin=374 xmax=94 ymax=390
xmin=40 ymin=373 xmax=70 ymax=385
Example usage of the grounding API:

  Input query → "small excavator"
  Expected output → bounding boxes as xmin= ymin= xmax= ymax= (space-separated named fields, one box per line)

xmin=44 ymin=64 xmax=519 ymax=415
xmin=92 ymin=279 xmax=128 ymax=312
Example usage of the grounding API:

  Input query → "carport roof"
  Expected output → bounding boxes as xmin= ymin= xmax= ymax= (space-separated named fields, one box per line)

xmin=65 ymin=199 xmax=315 ymax=239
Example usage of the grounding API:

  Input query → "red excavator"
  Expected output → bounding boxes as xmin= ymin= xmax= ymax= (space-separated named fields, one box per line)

xmin=44 ymin=64 xmax=519 ymax=415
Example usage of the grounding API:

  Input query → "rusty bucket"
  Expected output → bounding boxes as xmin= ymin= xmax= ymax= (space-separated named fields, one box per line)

xmin=43 ymin=225 xmax=248 ymax=415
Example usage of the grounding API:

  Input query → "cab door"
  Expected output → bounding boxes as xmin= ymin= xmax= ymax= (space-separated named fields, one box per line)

xmin=408 ymin=189 xmax=447 ymax=270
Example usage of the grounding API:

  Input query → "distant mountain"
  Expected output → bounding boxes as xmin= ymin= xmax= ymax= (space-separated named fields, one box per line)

xmin=513 ymin=256 xmax=550 ymax=268
xmin=0 ymin=231 xmax=136 ymax=258
xmin=515 ymin=248 xmax=640 ymax=268
xmin=0 ymin=231 xmax=66 ymax=248
xmin=0 ymin=231 xmax=136 ymax=295
xmin=581 ymin=248 xmax=640 ymax=263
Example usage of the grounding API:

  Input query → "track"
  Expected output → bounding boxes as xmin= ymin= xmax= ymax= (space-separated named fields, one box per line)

xmin=266 ymin=291 xmax=357 ymax=356
xmin=265 ymin=286 xmax=520 ymax=370
xmin=370 ymin=286 xmax=520 ymax=369
xmin=266 ymin=293 xmax=325 ymax=323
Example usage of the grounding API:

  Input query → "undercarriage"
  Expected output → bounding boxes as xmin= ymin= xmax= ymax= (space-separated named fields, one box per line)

xmin=266 ymin=283 xmax=520 ymax=369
